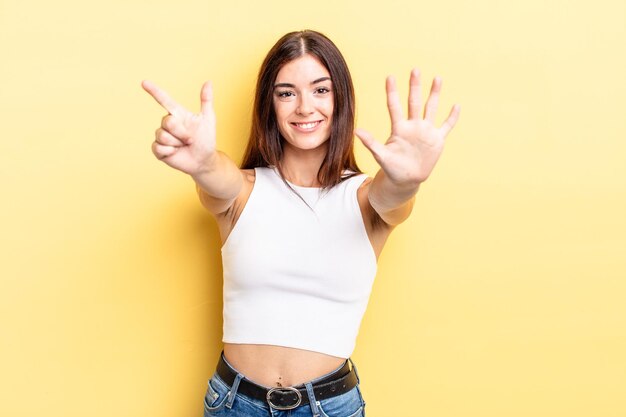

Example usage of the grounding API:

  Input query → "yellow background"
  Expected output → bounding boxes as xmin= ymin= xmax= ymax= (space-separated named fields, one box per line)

xmin=1 ymin=0 xmax=625 ymax=416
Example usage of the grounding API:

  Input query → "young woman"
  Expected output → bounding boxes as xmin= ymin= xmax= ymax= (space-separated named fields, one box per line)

xmin=142 ymin=30 xmax=459 ymax=417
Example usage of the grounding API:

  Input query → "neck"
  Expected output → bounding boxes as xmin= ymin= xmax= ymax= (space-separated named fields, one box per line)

xmin=279 ymin=143 xmax=328 ymax=187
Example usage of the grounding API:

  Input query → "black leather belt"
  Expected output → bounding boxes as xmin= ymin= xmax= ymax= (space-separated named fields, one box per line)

xmin=216 ymin=352 xmax=358 ymax=410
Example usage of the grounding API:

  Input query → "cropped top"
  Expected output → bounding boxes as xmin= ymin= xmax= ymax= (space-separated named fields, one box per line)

xmin=220 ymin=166 xmax=378 ymax=358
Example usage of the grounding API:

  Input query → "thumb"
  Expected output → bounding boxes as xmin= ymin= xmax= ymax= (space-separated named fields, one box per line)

xmin=355 ymin=128 xmax=385 ymax=161
xmin=200 ymin=81 xmax=214 ymax=116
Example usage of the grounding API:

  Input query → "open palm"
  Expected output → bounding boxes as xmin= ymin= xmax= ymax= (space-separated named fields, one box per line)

xmin=355 ymin=69 xmax=460 ymax=185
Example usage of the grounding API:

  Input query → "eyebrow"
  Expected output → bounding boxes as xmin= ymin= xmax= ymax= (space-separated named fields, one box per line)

xmin=274 ymin=77 xmax=332 ymax=88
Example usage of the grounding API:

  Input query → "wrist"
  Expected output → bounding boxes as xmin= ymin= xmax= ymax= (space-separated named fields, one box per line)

xmin=190 ymin=151 xmax=220 ymax=180
xmin=370 ymin=170 xmax=420 ymax=210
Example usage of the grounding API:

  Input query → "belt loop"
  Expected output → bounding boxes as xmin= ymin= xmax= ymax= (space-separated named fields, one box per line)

xmin=304 ymin=382 xmax=321 ymax=417
xmin=226 ymin=373 xmax=244 ymax=409
xmin=348 ymin=358 xmax=360 ymax=384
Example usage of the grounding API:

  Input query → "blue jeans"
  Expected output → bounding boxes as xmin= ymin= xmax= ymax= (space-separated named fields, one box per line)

xmin=203 ymin=355 xmax=366 ymax=417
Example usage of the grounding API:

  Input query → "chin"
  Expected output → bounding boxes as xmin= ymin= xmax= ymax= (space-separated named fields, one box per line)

xmin=294 ymin=139 xmax=329 ymax=151
xmin=282 ymin=134 xmax=330 ymax=152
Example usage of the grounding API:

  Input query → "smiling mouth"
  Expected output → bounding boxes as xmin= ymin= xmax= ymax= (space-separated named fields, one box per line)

xmin=291 ymin=121 xmax=322 ymax=129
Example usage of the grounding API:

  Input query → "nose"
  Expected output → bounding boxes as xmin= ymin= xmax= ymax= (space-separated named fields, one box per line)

xmin=296 ymin=94 xmax=314 ymax=115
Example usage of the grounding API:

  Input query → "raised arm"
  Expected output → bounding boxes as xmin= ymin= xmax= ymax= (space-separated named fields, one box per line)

xmin=355 ymin=69 xmax=460 ymax=226
xmin=141 ymin=80 xmax=243 ymax=215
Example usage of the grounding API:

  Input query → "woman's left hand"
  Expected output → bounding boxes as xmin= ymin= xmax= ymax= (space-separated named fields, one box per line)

xmin=355 ymin=69 xmax=460 ymax=186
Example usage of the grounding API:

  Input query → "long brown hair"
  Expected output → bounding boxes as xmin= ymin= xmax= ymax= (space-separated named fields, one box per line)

xmin=240 ymin=30 xmax=362 ymax=192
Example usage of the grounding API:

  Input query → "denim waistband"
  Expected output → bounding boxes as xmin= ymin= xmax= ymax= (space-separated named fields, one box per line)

xmin=215 ymin=351 xmax=361 ymax=416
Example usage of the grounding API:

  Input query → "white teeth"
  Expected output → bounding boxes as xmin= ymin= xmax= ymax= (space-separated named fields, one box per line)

xmin=296 ymin=121 xmax=319 ymax=129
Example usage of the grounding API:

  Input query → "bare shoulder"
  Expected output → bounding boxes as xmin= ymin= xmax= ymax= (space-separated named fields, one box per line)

xmin=241 ymin=168 xmax=255 ymax=183
xmin=356 ymin=176 xmax=395 ymax=261
xmin=214 ymin=168 xmax=256 ymax=246
xmin=217 ymin=168 xmax=255 ymax=219
xmin=356 ymin=176 xmax=392 ymax=230
xmin=238 ymin=168 xmax=256 ymax=204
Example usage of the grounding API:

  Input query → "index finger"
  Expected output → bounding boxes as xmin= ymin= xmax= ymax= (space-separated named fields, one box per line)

xmin=141 ymin=80 xmax=184 ymax=117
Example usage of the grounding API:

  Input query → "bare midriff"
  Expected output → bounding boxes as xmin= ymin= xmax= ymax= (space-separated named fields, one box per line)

xmin=223 ymin=343 xmax=346 ymax=388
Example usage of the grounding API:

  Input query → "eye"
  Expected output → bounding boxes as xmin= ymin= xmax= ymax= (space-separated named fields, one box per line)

xmin=276 ymin=90 xmax=295 ymax=98
xmin=315 ymin=87 xmax=331 ymax=94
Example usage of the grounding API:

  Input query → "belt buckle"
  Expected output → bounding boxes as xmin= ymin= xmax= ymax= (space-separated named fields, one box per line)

xmin=266 ymin=386 xmax=302 ymax=410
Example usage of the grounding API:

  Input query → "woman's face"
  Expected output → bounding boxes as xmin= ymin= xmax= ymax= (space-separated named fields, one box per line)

xmin=273 ymin=54 xmax=334 ymax=153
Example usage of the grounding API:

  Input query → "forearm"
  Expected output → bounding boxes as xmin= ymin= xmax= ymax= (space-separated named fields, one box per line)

xmin=368 ymin=169 xmax=420 ymax=226
xmin=191 ymin=150 xmax=242 ymax=202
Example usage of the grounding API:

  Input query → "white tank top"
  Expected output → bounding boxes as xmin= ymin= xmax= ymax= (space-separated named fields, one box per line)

xmin=221 ymin=166 xmax=378 ymax=358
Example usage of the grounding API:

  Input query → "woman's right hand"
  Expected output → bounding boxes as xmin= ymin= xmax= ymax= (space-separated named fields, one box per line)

xmin=141 ymin=80 xmax=217 ymax=176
